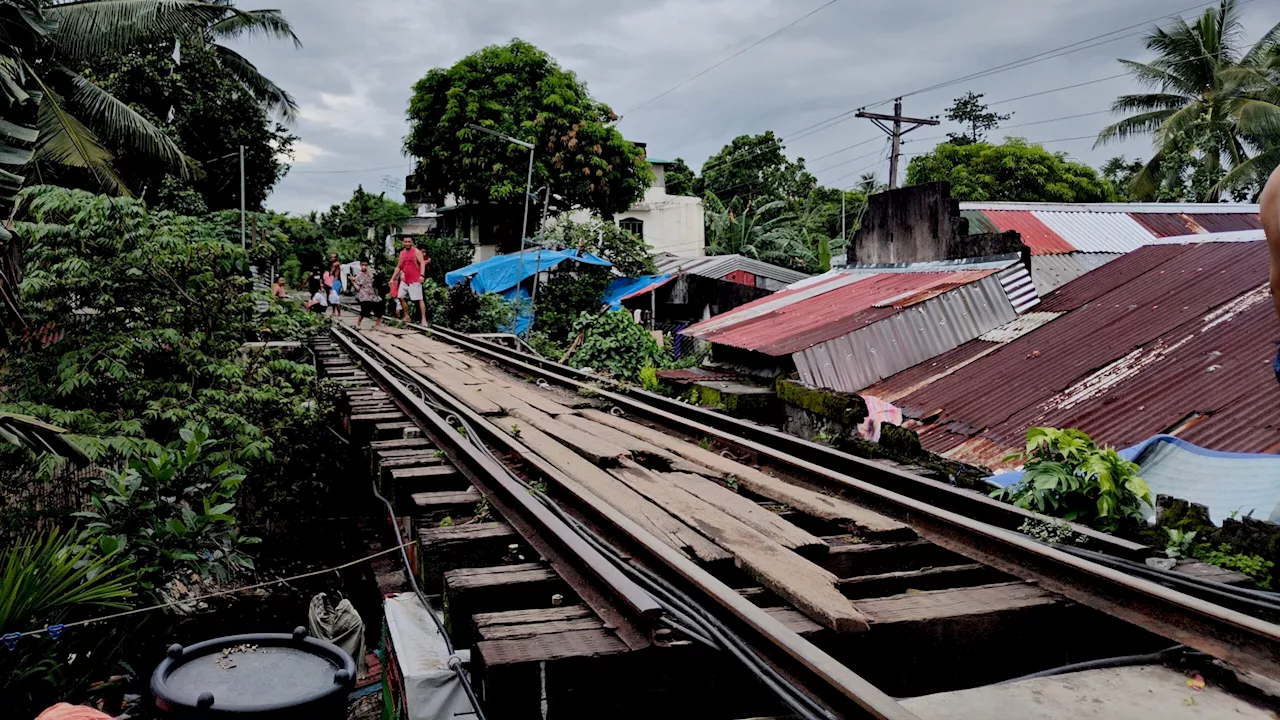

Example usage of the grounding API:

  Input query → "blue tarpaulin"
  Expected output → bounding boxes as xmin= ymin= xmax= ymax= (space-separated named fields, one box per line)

xmin=602 ymin=274 xmax=675 ymax=310
xmin=445 ymin=248 xmax=611 ymax=295
xmin=988 ymin=434 xmax=1280 ymax=525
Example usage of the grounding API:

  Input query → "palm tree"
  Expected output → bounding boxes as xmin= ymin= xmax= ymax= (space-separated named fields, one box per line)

xmin=187 ymin=0 xmax=301 ymax=120
xmin=1095 ymin=0 xmax=1280 ymax=200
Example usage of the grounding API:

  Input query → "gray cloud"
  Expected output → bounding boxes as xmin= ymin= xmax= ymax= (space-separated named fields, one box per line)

xmin=233 ymin=0 xmax=1280 ymax=214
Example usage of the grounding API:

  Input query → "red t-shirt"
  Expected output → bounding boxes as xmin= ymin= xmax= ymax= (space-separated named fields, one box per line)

xmin=398 ymin=248 xmax=423 ymax=284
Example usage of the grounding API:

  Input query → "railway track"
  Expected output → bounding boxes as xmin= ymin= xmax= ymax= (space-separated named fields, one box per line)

xmin=318 ymin=320 xmax=1280 ymax=719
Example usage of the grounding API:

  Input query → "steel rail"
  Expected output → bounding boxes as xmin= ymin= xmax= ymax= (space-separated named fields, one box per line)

xmin=336 ymin=325 xmax=919 ymax=720
xmin=407 ymin=322 xmax=1280 ymax=680
xmin=331 ymin=326 xmax=662 ymax=650
xmin=414 ymin=323 xmax=1148 ymax=559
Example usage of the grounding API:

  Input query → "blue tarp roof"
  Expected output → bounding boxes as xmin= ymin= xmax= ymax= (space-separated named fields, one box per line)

xmin=445 ymin=248 xmax=611 ymax=295
xmin=602 ymin=274 xmax=675 ymax=310
xmin=989 ymin=434 xmax=1280 ymax=525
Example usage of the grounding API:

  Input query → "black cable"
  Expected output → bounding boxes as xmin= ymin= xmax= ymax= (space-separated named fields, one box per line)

xmin=995 ymin=645 xmax=1201 ymax=685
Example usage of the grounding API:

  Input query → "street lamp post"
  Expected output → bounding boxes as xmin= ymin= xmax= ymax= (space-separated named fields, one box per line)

xmin=467 ymin=124 xmax=536 ymax=320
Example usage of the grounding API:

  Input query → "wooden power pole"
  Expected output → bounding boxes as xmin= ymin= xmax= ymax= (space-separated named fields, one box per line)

xmin=856 ymin=98 xmax=939 ymax=189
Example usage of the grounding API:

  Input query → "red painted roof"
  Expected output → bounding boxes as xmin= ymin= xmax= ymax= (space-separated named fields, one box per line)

xmin=1130 ymin=212 xmax=1263 ymax=237
xmin=883 ymin=240 xmax=1280 ymax=462
xmin=980 ymin=210 xmax=1076 ymax=255
xmin=686 ymin=270 xmax=998 ymax=357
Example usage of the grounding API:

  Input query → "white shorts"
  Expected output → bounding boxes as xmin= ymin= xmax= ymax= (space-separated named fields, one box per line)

xmin=328 ymin=290 xmax=340 ymax=304
xmin=397 ymin=282 xmax=423 ymax=301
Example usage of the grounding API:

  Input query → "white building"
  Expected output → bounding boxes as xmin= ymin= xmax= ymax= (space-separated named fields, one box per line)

xmin=614 ymin=158 xmax=705 ymax=257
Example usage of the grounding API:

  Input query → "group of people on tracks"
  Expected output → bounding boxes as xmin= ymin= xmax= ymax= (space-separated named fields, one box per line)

xmin=272 ymin=237 xmax=432 ymax=329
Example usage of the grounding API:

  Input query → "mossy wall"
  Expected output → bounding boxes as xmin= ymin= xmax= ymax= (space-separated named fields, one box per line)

xmin=775 ymin=379 xmax=867 ymax=425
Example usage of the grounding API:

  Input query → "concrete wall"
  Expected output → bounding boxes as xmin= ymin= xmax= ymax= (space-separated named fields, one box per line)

xmin=617 ymin=195 xmax=705 ymax=257
xmin=852 ymin=182 xmax=1022 ymax=264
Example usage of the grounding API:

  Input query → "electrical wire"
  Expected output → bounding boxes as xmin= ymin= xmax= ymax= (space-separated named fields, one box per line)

xmin=995 ymin=645 xmax=1202 ymax=685
xmin=617 ymin=0 xmax=843 ymax=121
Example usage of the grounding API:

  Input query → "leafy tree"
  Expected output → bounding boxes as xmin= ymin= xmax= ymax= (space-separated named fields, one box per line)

xmin=906 ymin=138 xmax=1118 ymax=202
xmin=1101 ymin=156 xmax=1146 ymax=201
xmin=567 ymin=310 xmax=666 ymax=382
xmin=318 ymin=185 xmax=412 ymax=259
xmin=663 ymin=157 xmax=697 ymax=196
xmin=699 ymin=131 xmax=816 ymax=210
xmin=70 ymin=40 xmax=297 ymax=212
xmin=539 ymin=216 xmax=655 ymax=276
xmin=705 ymin=196 xmax=818 ymax=272
xmin=1096 ymin=0 xmax=1280 ymax=199
xmin=405 ymin=39 xmax=651 ymax=218
xmin=945 ymin=91 xmax=1011 ymax=145
xmin=533 ymin=266 xmax=613 ymax=345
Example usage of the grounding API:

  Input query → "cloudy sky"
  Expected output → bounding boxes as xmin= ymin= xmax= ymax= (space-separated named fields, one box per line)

xmin=236 ymin=0 xmax=1280 ymax=214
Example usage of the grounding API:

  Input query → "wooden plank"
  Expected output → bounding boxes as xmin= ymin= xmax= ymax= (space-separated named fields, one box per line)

xmin=418 ymin=523 xmax=522 ymax=594
xmin=415 ymin=366 xmax=506 ymax=415
xmin=351 ymin=411 xmax=407 ymax=423
xmin=1174 ymin=560 xmax=1253 ymax=587
xmin=509 ymin=422 xmax=731 ymax=563
xmin=391 ymin=465 xmax=460 ymax=482
xmin=413 ymin=488 xmax=482 ymax=508
xmin=582 ymin=409 xmax=910 ymax=538
xmin=379 ymin=454 xmax=448 ymax=469
xmin=491 ymin=380 xmax=575 ymax=416
xmin=477 ymin=628 xmax=628 ymax=667
xmin=608 ymin=462 xmax=868 ymax=633
xmin=479 ymin=618 xmax=604 ymax=641
xmin=445 ymin=563 xmax=555 ymax=591
xmin=555 ymin=414 xmax=707 ymax=475
xmin=376 ymin=447 xmax=441 ymax=459
xmin=474 ymin=606 xmax=593 ymax=626
xmin=764 ymin=606 xmax=824 ymax=637
xmin=821 ymin=539 xmax=968 ymax=578
xmin=856 ymin=582 xmax=1057 ymax=627
xmin=836 ymin=564 xmax=1010 ymax=599
xmin=504 ymin=402 xmax=629 ymax=467
xmin=658 ymin=471 xmax=827 ymax=553
xmin=444 ymin=564 xmax=569 ymax=648
xmin=370 ymin=438 xmax=433 ymax=450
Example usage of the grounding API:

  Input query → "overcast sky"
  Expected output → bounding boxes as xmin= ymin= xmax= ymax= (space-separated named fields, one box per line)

xmin=237 ymin=0 xmax=1280 ymax=215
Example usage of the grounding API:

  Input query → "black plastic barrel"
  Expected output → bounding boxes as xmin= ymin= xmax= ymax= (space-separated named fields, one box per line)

xmin=151 ymin=627 xmax=355 ymax=718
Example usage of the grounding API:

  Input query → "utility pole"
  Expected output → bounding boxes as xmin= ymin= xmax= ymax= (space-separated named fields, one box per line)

xmin=239 ymin=144 xmax=246 ymax=251
xmin=856 ymin=98 xmax=939 ymax=190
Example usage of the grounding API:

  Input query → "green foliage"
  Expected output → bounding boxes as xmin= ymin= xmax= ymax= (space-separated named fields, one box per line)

xmin=5 ymin=185 xmax=322 ymax=473
xmin=526 ymin=330 xmax=565 ymax=359
xmin=906 ymin=139 xmax=1118 ymax=202
xmin=705 ymin=195 xmax=819 ymax=272
xmin=663 ymin=157 xmax=697 ymax=196
xmin=1164 ymin=527 xmax=1198 ymax=558
xmin=1101 ymin=156 xmax=1147 ymax=201
xmin=638 ymin=365 xmax=659 ymax=393
xmin=992 ymin=427 xmax=1153 ymax=533
xmin=700 ymin=131 xmax=816 ymax=209
xmin=567 ymin=310 xmax=666 ymax=381
xmin=405 ymin=39 xmax=651 ymax=216
xmin=419 ymin=235 xmax=476 ymax=285
xmin=533 ymin=265 xmax=613 ymax=345
xmin=0 ymin=527 xmax=136 ymax=711
xmin=75 ymin=427 xmax=259 ymax=589
xmin=318 ymin=185 xmax=412 ymax=261
xmin=944 ymin=91 xmax=1012 ymax=145
xmin=1097 ymin=0 xmax=1280 ymax=199
xmin=539 ymin=217 xmax=655 ymax=276
xmin=1019 ymin=518 xmax=1090 ymax=546
xmin=445 ymin=280 xmax=513 ymax=333
xmin=1192 ymin=544 xmax=1275 ymax=588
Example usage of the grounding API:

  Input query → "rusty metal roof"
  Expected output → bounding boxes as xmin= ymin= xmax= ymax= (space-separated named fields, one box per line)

xmin=960 ymin=202 xmax=1262 ymax=256
xmin=884 ymin=240 xmax=1280 ymax=463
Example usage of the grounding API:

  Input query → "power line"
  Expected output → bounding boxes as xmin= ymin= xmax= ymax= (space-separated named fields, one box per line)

xmin=989 ymin=73 xmax=1128 ymax=106
xmin=811 ymin=146 xmax=889 ymax=173
xmin=810 ymin=136 xmax=880 ymax=162
xmin=290 ymin=164 xmax=408 ymax=175
xmin=910 ymin=109 xmax=1113 ymax=145
xmin=617 ymin=0 xmax=842 ymax=120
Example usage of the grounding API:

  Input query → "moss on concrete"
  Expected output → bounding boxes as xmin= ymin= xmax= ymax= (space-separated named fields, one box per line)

xmin=835 ymin=427 xmax=992 ymax=491
xmin=775 ymin=379 xmax=867 ymax=425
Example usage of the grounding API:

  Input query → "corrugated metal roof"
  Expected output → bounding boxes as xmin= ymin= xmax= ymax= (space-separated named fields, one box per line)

xmin=882 ymin=240 xmax=1280 ymax=462
xmin=794 ymin=271 xmax=1020 ymax=392
xmin=1148 ymin=229 xmax=1266 ymax=245
xmin=961 ymin=209 xmax=999 ymax=234
xmin=1030 ymin=252 xmax=1122 ymax=295
xmin=980 ymin=210 xmax=1076 ymax=255
xmin=653 ymin=253 xmax=811 ymax=286
xmin=977 ymin=311 xmax=1064 ymax=343
xmin=1192 ymin=213 xmax=1265 ymax=233
xmin=959 ymin=202 xmax=1260 ymax=214
xmin=1030 ymin=211 xmax=1156 ymax=253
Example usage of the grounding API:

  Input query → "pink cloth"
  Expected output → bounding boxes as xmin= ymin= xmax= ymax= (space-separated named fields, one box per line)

xmin=857 ymin=395 xmax=903 ymax=444
xmin=36 ymin=703 xmax=113 ymax=720
xmin=398 ymin=248 xmax=422 ymax=284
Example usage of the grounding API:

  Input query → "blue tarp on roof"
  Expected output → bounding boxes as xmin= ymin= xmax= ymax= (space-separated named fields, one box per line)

xmin=445 ymin=248 xmax=611 ymax=295
xmin=988 ymin=434 xmax=1280 ymax=525
xmin=602 ymin=274 xmax=675 ymax=310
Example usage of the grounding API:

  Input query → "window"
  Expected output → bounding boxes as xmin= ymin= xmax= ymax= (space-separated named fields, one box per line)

xmin=618 ymin=217 xmax=644 ymax=239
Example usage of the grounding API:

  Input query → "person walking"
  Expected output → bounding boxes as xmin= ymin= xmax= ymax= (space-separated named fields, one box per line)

xmin=352 ymin=260 xmax=382 ymax=330
xmin=1263 ymin=164 xmax=1280 ymax=384
xmin=389 ymin=275 xmax=403 ymax=320
xmin=328 ymin=269 xmax=343 ymax=316
xmin=390 ymin=237 xmax=429 ymax=323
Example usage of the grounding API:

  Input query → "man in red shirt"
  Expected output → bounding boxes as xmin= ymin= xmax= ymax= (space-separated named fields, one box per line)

xmin=391 ymin=237 xmax=429 ymax=323
xmin=1264 ymin=165 xmax=1280 ymax=383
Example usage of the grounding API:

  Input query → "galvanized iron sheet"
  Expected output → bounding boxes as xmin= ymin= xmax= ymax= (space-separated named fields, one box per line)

xmin=1030 ymin=252 xmax=1122 ymax=295
xmin=653 ymin=253 xmax=811 ymax=286
xmin=1030 ymin=211 xmax=1156 ymax=253
xmin=979 ymin=210 xmax=1075 ymax=255
xmin=888 ymin=241 xmax=1280 ymax=460
xmin=795 ymin=273 xmax=1018 ymax=392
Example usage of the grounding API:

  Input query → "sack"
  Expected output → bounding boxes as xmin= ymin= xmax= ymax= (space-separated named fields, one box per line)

xmin=307 ymin=592 xmax=367 ymax=678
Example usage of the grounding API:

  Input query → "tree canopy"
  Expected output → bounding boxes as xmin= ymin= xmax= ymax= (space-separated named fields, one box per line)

xmin=1096 ymin=0 xmax=1280 ymax=200
xmin=944 ymin=92 xmax=1011 ymax=146
xmin=404 ymin=39 xmax=651 ymax=217
xmin=663 ymin=157 xmax=697 ymax=196
xmin=698 ymin=131 xmax=816 ymax=210
xmin=905 ymin=138 xmax=1117 ymax=202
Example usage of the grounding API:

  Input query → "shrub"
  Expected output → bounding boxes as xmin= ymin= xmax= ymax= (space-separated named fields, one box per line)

xmin=993 ymin=427 xmax=1152 ymax=533
xmin=568 ymin=310 xmax=666 ymax=381
xmin=533 ymin=266 xmax=612 ymax=345
xmin=639 ymin=365 xmax=660 ymax=392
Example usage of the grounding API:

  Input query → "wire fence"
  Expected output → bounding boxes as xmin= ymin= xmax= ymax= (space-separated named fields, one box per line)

xmin=0 ymin=459 xmax=107 ymax=546
xmin=654 ymin=321 xmax=705 ymax=365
